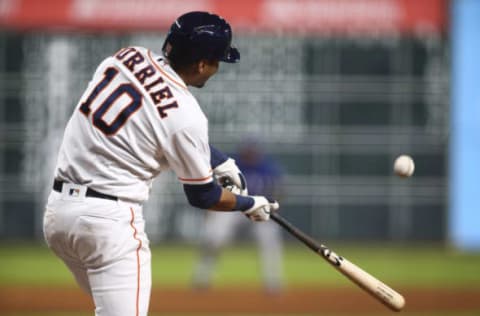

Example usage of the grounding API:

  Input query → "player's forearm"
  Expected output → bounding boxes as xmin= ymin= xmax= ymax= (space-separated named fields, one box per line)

xmin=208 ymin=188 xmax=235 ymax=211
xmin=209 ymin=189 xmax=254 ymax=211
xmin=183 ymin=181 xmax=277 ymax=222
xmin=183 ymin=182 xmax=252 ymax=212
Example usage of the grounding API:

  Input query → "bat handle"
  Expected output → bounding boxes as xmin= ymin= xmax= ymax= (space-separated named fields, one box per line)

xmin=270 ymin=212 xmax=324 ymax=253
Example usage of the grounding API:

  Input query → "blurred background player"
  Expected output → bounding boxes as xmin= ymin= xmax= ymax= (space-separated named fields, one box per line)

xmin=193 ymin=138 xmax=285 ymax=293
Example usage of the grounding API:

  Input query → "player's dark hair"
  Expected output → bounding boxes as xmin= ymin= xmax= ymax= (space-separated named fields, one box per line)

xmin=162 ymin=39 xmax=202 ymax=70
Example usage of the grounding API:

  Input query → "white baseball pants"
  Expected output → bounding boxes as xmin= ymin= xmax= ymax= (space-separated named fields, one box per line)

xmin=43 ymin=187 xmax=151 ymax=316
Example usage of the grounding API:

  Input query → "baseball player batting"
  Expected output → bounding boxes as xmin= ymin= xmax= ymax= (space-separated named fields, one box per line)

xmin=43 ymin=11 xmax=278 ymax=316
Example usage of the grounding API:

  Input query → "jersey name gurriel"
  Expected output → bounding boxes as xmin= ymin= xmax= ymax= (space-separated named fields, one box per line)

xmin=115 ymin=47 xmax=179 ymax=119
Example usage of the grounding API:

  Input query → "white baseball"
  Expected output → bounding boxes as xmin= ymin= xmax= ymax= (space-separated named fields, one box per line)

xmin=393 ymin=155 xmax=415 ymax=177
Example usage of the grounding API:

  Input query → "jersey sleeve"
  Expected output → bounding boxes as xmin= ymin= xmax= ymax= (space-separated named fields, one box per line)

xmin=164 ymin=125 xmax=213 ymax=185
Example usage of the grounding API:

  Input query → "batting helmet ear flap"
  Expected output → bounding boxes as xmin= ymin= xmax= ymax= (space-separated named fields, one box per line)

xmin=223 ymin=46 xmax=240 ymax=63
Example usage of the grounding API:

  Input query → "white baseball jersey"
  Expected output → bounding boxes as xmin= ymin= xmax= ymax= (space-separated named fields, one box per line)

xmin=54 ymin=46 xmax=213 ymax=202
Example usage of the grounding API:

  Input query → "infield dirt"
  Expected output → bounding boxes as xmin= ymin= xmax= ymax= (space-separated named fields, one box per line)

xmin=1 ymin=286 xmax=479 ymax=314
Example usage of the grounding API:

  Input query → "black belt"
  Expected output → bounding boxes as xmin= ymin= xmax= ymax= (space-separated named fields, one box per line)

xmin=53 ymin=180 xmax=118 ymax=201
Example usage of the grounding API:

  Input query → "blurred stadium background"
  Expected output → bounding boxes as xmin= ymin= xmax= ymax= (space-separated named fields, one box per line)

xmin=1 ymin=0 xmax=479 ymax=315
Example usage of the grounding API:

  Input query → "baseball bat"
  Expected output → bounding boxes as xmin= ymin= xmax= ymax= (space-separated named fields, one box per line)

xmin=270 ymin=211 xmax=405 ymax=312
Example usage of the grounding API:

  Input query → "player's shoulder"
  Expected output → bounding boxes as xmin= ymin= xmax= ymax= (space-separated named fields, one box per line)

xmin=164 ymin=96 xmax=208 ymax=133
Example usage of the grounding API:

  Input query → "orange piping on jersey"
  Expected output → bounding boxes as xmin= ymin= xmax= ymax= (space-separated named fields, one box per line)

xmin=178 ymin=172 xmax=213 ymax=182
xmin=147 ymin=50 xmax=187 ymax=90
xmin=130 ymin=207 xmax=142 ymax=316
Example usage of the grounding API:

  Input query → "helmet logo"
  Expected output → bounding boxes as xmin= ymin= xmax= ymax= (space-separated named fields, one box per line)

xmin=193 ymin=25 xmax=217 ymax=35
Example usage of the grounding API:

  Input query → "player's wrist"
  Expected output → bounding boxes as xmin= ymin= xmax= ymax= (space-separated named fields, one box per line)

xmin=234 ymin=195 xmax=254 ymax=211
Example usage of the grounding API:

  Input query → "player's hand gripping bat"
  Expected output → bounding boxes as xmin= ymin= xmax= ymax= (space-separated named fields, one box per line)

xmin=270 ymin=211 xmax=405 ymax=312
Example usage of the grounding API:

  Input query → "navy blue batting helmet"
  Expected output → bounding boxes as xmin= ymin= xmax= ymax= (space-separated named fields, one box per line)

xmin=162 ymin=11 xmax=240 ymax=64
